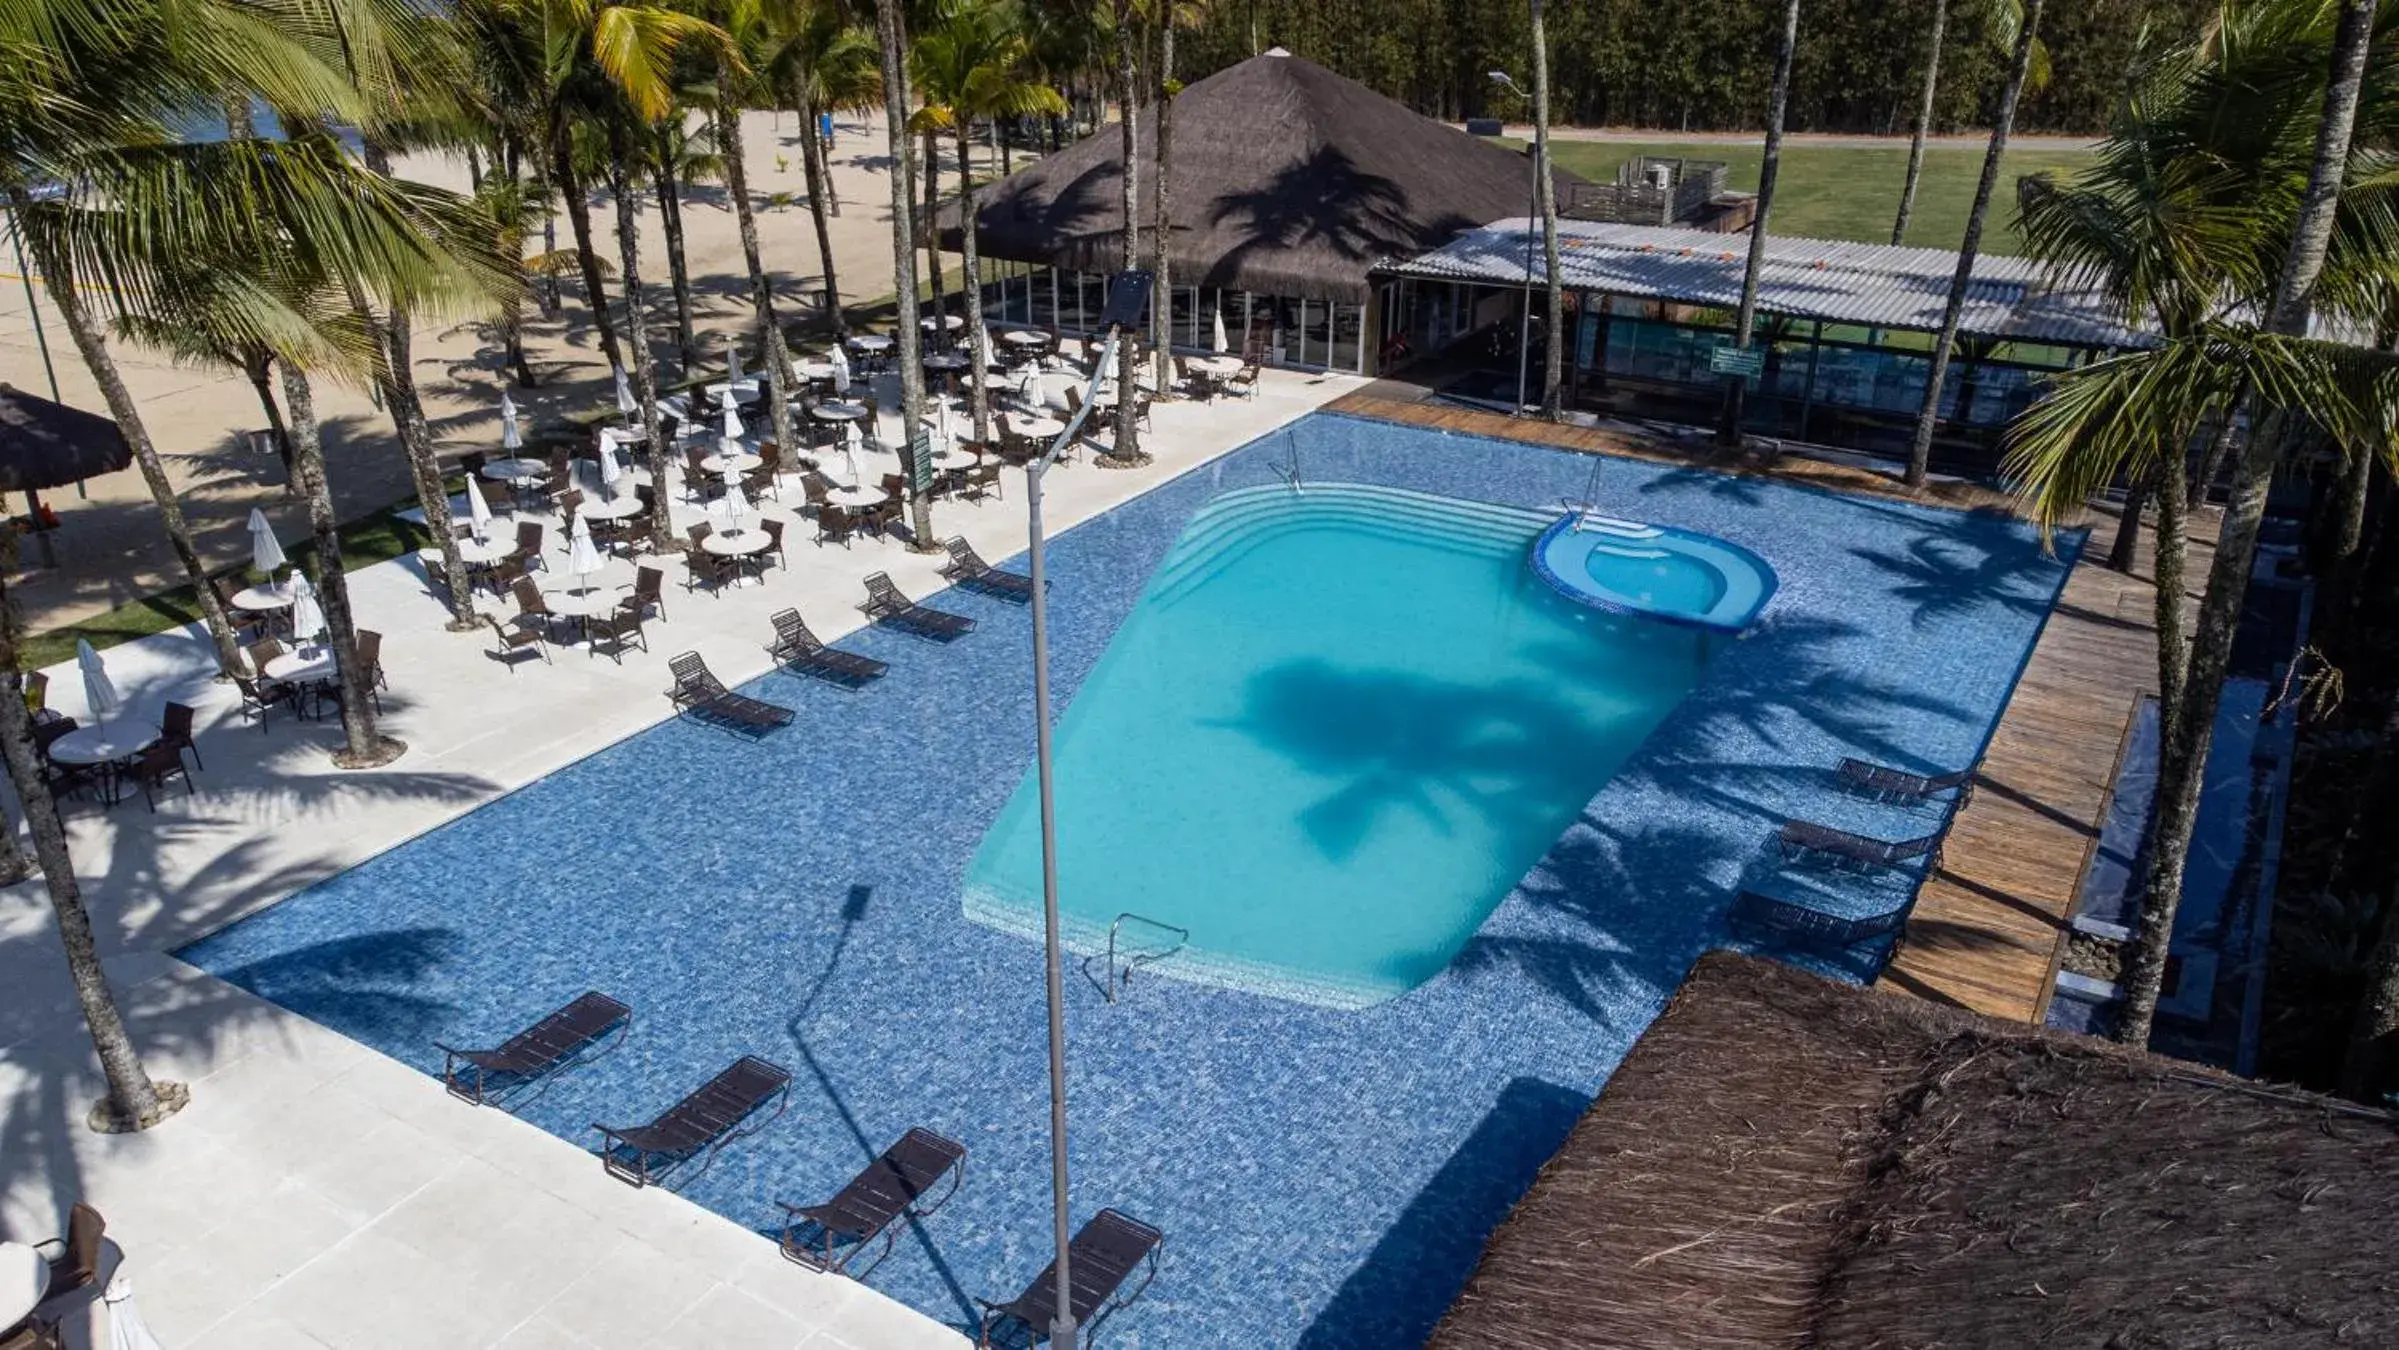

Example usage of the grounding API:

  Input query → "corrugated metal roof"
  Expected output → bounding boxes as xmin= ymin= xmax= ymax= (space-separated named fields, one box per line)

xmin=1381 ymin=219 xmax=2149 ymax=349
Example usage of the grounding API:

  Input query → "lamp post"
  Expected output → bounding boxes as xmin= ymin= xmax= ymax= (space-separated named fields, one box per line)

xmin=1022 ymin=270 xmax=1152 ymax=1350
xmin=1489 ymin=70 xmax=1536 ymax=415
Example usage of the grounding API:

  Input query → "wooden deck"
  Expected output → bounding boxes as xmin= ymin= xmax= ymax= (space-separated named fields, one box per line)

xmin=1322 ymin=388 xmax=2195 ymax=1023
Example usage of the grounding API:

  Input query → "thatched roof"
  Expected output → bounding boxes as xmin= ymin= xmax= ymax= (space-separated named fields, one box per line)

xmin=1433 ymin=953 xmax=2399 ymax=1349
xmin=0 ymin=383 xmax=130 ymax=491
xmin=947 ymin=50 xmax=1574 ymax=303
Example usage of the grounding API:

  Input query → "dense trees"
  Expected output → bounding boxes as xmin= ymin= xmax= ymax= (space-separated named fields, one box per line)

xmin=1175 ymin=0 xmax=2202 ymax=136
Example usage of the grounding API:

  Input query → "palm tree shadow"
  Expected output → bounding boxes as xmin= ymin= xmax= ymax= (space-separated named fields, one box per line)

xmin=1847 ymin=509 xmax=2076 ymax=628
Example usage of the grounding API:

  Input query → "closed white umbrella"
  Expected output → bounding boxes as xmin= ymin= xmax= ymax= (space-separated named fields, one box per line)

xmin=288 ymin=573 xmax=325 ymax=645
xmin=465 ymin=474 xmax=493 ymax=543
xmin=829 ymin=343 xmax=852 ymax=393
xmin=566 ymin=512 xmax=603 ymax=585
xmin=720 ymin=403 xmax=744 ymax=442
xmin=978 ymin=323 xmax=995 ymax=368
xmin=613 ymin=365 xmax=637 ymax=419
xmin=722 ymin=480 xmax=751 ymax=531
xmin=76 ymin=639 xmax=119 ymax=719
xmin=727 ymin=338 xmax=744 ymax=385
xmin=596 ymin=431 xmax=625 ymax=492
xmin=842 ymin=440 xmax=863 ymax=488
xmin=499 ymin=390 xmax=522 ymax=450
xmin=247 ymin=508 xmax=286 ymax=576
xmin=1212 ymin=305 xmax=1229 ymax=354
xmin=103 ymin=1273 xmax=166 ymax=1350
xmin=937 ymin=395 xmax=954 ymax=448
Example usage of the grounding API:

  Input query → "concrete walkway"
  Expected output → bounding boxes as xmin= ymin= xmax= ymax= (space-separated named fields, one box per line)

xmin=0 ymin=363 xmax=1358 ymax=1348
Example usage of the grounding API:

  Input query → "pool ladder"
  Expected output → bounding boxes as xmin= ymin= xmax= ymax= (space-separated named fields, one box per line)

xmin=1083 ymin=912 xmax=1190 ymax=1003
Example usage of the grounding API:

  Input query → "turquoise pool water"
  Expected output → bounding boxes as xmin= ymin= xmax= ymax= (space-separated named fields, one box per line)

xmin=963 ymin=484 xmax=1716 ymax=1006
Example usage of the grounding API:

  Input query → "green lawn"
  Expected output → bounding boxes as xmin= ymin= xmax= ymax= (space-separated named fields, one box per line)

xmin=1542 ymin=140 xmax=2095 ymax=256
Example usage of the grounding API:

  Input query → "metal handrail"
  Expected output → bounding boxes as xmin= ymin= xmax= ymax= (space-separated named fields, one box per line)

xmin=1085 ymin=912 xmax=1190 ymax=1003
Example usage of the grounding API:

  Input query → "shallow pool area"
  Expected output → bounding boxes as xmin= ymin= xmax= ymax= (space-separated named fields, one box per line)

xmin=967 ymin=484 xmax=1712 ymax=1006
xmin=178 ymin=412 xmax=2078 ymax=1348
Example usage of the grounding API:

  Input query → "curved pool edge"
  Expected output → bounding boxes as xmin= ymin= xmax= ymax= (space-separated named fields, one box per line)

xmin=1531 ymin=511 xmax=1777 ymax=634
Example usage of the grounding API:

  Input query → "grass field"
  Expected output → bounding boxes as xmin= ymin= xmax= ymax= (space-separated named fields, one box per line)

xmin=1542 ymin=140 xmax=2095 ymax=256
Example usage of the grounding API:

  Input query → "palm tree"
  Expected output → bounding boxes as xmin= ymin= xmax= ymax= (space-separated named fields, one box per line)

xmin=1149 ymin=0 xmax=1179 ymax=395
xmin=1902 ymin=0 xmax=2047 ymax=488
xmin=1717 ymin=0 xmax=1803 ymax=447
xmin=701 ymin=3 xmax=795 ymax=472
xmin=1531 ymin=0 xmax=1564 ymax=421
xmin=1107 ymin=0 xmax=1145 ymax=465
xmin=755 ymin=2 xmax=881 ymax=338
xmin=915 ymin=1 xmax=1068 ymax=448
xmin=875 ymin=0 xmax=938 ymax=548
xmin=1891 ymin=0 xmax=2049 ymax=246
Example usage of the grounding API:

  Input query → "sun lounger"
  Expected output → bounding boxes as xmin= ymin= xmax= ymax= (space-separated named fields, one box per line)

xmin=1778 ymin=818 xmax=1945 ymax=871
xmin=862 ymin=572 xmax=976 ymax=640
xmin=779 ymin=1127 xmax=968 ymax=1276
xmin=939 ymin=537 xmax=1034 ymax=602
xmin=1836 ymin=756 xmax=1975 ymax=808
xmin=437 ymin=990 xmax=630 ymax=1106
xmin=768 ymin=609 xmax=888 ymax=686
xmin=667 ymin=652 xmax=796 ymax=731
xmin=593 ymin=1054 xmax=792 ymax=1188
xmin=977 ymin=1208 xmax=1162 ymax=1347
xmin=1728 ymin=889 xmax=1914 ymax=977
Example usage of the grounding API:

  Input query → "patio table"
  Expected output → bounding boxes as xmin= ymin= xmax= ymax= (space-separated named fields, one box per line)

xmin=480 ymin=457 xmax=549 ymax=484
xmin=49 ymin=721 xmax=159 ymax=765
xmin=825 ymin=485 xmax=886 ymax=509
xmin=577 ymin=495 xmax=646 ymax=521
xmin=930 ymin=447 xmax=982 ymax=470
xmin=419 ymin=538 xmax=511 ymax=567
xmin=704 ymin=380 xmax=762 ymax=405
xmin=1006 ymin=414 xmax=1067 ymax=440
xmin=230 ymin=581 xmax=296 ymax=614
xmin=810 ymin=401 xmax=869 ymax=422
xmin=846 ymin=334 xmax=894 ymax=353
xmin=1189 ymin=354 xmax=1244 ymax=378
xmin=700 ymin=450 xmax=762 ymax=476
xmin=263 ymin=646 xmax=336 ymax=685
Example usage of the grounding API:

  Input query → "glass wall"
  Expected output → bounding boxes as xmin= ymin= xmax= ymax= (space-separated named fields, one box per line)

xmin=973 ymin=263 xmax=1372 ymax=372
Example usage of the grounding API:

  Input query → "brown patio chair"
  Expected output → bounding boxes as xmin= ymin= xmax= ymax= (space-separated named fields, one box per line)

xmin=779 ymin=1127 xmax=966 ymax=1277
xmin=354 ymin=630 xmax=387 ymax=706
xmin=631 ymin=565 xmax=667 ymax=621
xmin=768 ymin=609 xmax=887 ymax=687
xmin=211 ymin=578 xmax=271 ymax=643
xmin=866 ymin=496 xmax=906 ymax=540
xmin=687 ymin=543 xmax=741 ymax=595
xmin=592 ymin=1054 xmax=792 ymax=1188
xmin=1225 ymin=360 xmax=1261 ymax=399
xmin=960 ymin=461 xmax=1003 ymax=503
xmin=232 ymin=673 xmax=287 ymax=730
xmin=32 ymin=1204 xmax=104 ymax=1310
xmin=584 ymin=598 xmax=649 ymax=663
xmin=1777 ymin=818 xmax=1946 ymax=872
xmin=758 ymin=518 xmax=788 ymax=571
xmin=861 ymin=572 xmax=975 ymax=640
xmin=976 ymin=1209 xmax=1162 ymax=1348
xmin=486 ymin=613 xmax=548 ymax=670
xmin=513 ymin=521 xmax=544 ymax=567
xmin=1836 ymin=756 xmax=1976 ymax=810
xmin=939 ymin=537 xmax=1033 ymax=602
xmin=666 ymin=652 xmax=796 ymax=732
xmin=1729 ymin=890 xmax=1915 ymax=979
xmin=683 ymin=446 xmax=718 ymax=503
xmin=817 ymin=504 xmax=860 ymax=548
xmin=159 ymin=700 xmax=201 ymax=772
xmin=438 ymin=990 xmax=631 ymax=1106
xmin=129 ymin=741 xmax=193 ymax=810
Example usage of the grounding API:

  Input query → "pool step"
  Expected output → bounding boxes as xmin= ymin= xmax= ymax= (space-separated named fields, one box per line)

xmin=1144 ymin=484 xmax=1549 ymax=606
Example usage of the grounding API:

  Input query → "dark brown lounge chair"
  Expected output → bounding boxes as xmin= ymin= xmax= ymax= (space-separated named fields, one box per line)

xmin=778 ymin=1127 xmax=967 ymax=1276
xmin=1778 ymin=818 xmax=1944 ymax=871
xmin=437 ymin=990 xmax=630 ymax=1106
xmin=593 ymin=1054 xmax=792 ymax=1188
xmin=768 ymin=609 xmax=888 ymax=686
xmin=1729 ymin=889 xmax=1914 ymax=977
xmin=861 ymin=572 xmax=975 ymax=641
xmin=1836 ymin=756 xmax=1975 ymax=809
xmin=939 ymin=537 xmax=1034 ymax=602
xmin=977 ymin=1208 xmax=1162 ymax=1347
xmin=667 ymin=652 xmax=796 ymax=731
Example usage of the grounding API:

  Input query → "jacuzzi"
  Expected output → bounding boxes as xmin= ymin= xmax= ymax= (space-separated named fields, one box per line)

xmin=1530 ymin=510 xmax=1776 ymax=634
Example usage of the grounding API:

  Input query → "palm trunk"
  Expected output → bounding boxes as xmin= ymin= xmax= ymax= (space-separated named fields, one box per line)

xmin=655 ymin=129 xmax=699 ymax=375
xmin=1906 ymin=0 xmax=2043 ymax=488
xmin=2332 ymin=443 xmax=2374 ymax=562
xmin=243 ymin=352 xmax=298 ymax=488
xmin=957 ymin=128 xmax=994 ymax=447
xmin=0 ymin=577 xmax=178 ymax=1128
xmin=1151 ymin=1 xmax=1177 ymax=393
xmin=2188 ymin=382 xmax=2248 ymax=508
xmin=718 ymin=97 xmax=797 ymax=468
xmin=1718 ymin=0 xmax=1801 ymax=447
xmin=801 ymin=100 xmax=846 ymax=335
xmin=875 ymin=0 xmax=937 ymax=550
xmin=9 ymin=189 xmax=244 ymax=676
xmin=1109 ymin=0 xmax=1145 ymax=465
xmin=2343 ymin=863 xmax=2399 ymax=1100
xmin=607 ymin=120 xmax=673 ymax=553
xmin=2115 ymin=0 xmax=2377 ymax=1048
xmin=1892 ymin=0 xmax=1949 ymax=245
xmin=553 ymin=130 xmax=623 ymax=371
xmin=923 ymin=128 xmax=946 ymax=327
xmin=277 ymin=368 xmax=400 ymax=768
xmin=536 ymin=159 xmax=564 ymax=318
xmin=2107 ymin=476 xmax=2147 ymax=572
xmin=1532 ymin=0 xmax=1564 ymax=419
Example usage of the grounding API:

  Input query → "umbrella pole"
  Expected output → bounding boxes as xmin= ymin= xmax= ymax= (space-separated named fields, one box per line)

xmin=25 ymin=488 xmax=54 ymax=568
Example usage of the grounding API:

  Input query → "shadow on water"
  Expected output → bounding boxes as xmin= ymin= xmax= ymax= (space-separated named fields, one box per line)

xmin=1294 ymin=1076 xmax=1591 ymax=1350
xmin=778 ymin=883 xmax=978 ymax=1326
xmin=210 ymin=927 xmax=461 ymax=1043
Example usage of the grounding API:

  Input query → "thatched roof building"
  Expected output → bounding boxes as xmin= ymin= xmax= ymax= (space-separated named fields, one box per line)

xmin=951 ymin=49 xmax=1573 ymax=304
xmin=1434 ymin=953 xmax=2399 ymax=1349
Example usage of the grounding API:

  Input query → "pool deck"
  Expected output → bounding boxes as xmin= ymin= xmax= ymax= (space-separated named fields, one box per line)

xmin=1326 ymin=387 xmax=2206 ymax=1024
xmin=0 ymin=363 xmax=1362 ymax=1348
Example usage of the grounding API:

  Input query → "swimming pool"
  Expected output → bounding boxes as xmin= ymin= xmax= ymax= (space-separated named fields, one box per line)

xmin=965 ymin=484 xmax=1714 ymax=1006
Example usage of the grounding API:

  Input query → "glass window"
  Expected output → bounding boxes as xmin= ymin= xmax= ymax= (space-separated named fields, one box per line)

xmin=1330 ymin=301 xmax=1362 ymax=372
xmin=1029 ymin=266 xmax=1057 ymax=328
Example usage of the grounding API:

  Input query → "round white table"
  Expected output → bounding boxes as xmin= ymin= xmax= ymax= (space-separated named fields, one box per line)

xmin=420 ymin=537 xmax=511 ymax=567
xmin=1190 ymin=354 xmax=1244 ymax=378
xmin=700 ymin=450 xmax=762 ymax=476
xmin=578 ymin=495 xmax=646 ymax=521
xmin=922 ymin=351 xmax=971 ymax=373
xmin=1007 ymin=414 xmax=1067 ymax=440
xmin=930 ymin=447 xmax=982 ymax=470
xmin=0 ymin=1241 xmax=47 ymax=1329
xmin=702 ymin=529 xmax=772 ymax=558
xmin=540 ymin=583 xmax=629 ymax=618
xmin=480 ymin=457 xmax=549 ymax=484
xmin=49 ymin=720 xmax=160 ymax=765
xmin=811 ymin=401 xmax=869 ymax=423
xmin=847 ymin=334 xmax=894 ymax=353
xmin=704 ymin=380 xmax=762 ymax=404
xmin=919 ymin=314 xmax=966 ymax=334
xmin=825 ymin=485 xmax=887 ymax=509
xmin=231 ymin=582 xmax=296 ymax=613
xmin=264 ymin=646 xmax=336 ymax=684
xmin=1000 ymin=330 xmax=1048 ymax=348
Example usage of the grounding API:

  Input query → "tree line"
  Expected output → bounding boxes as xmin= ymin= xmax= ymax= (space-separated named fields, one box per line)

xmin=1175 ymin=0 xmax=2210 ymax=135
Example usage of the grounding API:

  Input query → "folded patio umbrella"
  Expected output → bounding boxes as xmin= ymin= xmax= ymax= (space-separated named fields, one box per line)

xmin=76 ymin=638 xmax=119 ymax=719
xmin=1213 ymin=307 xmax=1229 ymax=354
xmin=247 ymin=507 xmax=286 ymax=576
xmin=721 ymin=403 xmax=744 ymax=442
xmin=567 ymin=512 xmax=603 ymax=581
xmin=722 ymin=480 xmax=751 ymax=530
xmin=103 ymin=1273 xmax=165 ymax=1350
xmin=499 ymin=390 xmax=522 ymax=450
xmin=829 ymin=344 xmax=852 ymax=394
xmin=465 ymin=475 xmax=492 ymax=542
xmin=614 ymin=365 xmax=637 ymax=419
xmin=842 ymin=442 xmax=863 ymax=488
xmin=288 ymin=573 xmax=325 ymax=645
xmin=596 ymin=431 xmax=625 ymax=492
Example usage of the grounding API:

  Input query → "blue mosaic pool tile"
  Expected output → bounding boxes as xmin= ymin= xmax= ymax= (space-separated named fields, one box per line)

xmin=180 ymin=411 xmax=2078 ymax=1348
